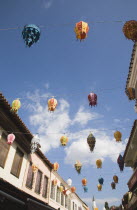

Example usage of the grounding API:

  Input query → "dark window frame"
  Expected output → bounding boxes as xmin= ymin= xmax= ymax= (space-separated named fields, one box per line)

xmin=35 ymin=170 xmax=43 ymax=194
xmin=26 ymin=162 xmax=34 ymax=189
xmin=42 ymin=175 xmax=48 ymax=198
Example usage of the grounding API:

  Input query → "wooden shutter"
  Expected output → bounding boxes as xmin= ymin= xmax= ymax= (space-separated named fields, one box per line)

xmin=10 ymin=148 xmax=24 ymax=178
xmin=0 ymin=134 xmax=10 ymax=168
xmin=42 ymin=176 xmax=48 ymax=198
xmin=35 ymin=170 xmax=42 ymax=194
xmin=26 ymin=162 xmax=34 ymax=189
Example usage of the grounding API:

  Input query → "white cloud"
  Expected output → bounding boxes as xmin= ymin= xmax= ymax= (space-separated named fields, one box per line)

xmin=43 ymin=0 xmax=53 ymax=9
xmin=44 ymin=83 xmax=50 ymax=89
xmin=113 ymin=119 xmax=121 ymax=123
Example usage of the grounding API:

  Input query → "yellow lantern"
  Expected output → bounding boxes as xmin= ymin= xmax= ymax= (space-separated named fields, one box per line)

xmin=75 ymin=161 xmax=82 ymax=174
xmin=48 ymin=98 xmax=57 ymax=112
xmin=114 ymin=131 xmax=122 ymax=142
xmin=97 ymin=184 xmax=102 ymax=191
xmin=96 ymin=159 xmax=102 ymax=168
xmin=32 ymin=164 xmax=38 ymax=172
xmin=74 ymin=21 xmax=89 ymax=41
xmin=11 ymin=99 xmax=21 ymax=113
xmin=52 ymin=162 xmax=59 ymax=171
xmin=52 ymin=178 xmax=57 ymax=186
xmin=60 ymin=135 xmax=68 ymax=146
xmin=113 ymin=175 xmax=118 ymax=184
xmin=126 ymin=87 xmax=135 ymax=100
xmin=59 ymin=186 xmax=64 ymax=192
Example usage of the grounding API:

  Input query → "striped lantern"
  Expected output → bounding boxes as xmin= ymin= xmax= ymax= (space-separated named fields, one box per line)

xmin=114 ymin=131 xmax=122 ymax=142
xmin=52 ymin=162 xmax=59 ymax=171
xmin=74 ymin=161 xmax=82 ymax=174
xmin=123 ymin=20 xmax=137 ymax=41
xmin=82 ymin=178 xmax=87 ymax=186
xmin=74 ymin=21 xmax=89 ymax=41
xmin=71 ymin=186 xmax=76 ymax=193
xmin=48 ymin=98 xmax=58 ymax=112
xmin=7 ymin=133 xmax=15 ymax=144
xmin=96 ymin=159 xmax=102 ymax=168
xmin=113 ymin=175 xmax=118 ymax=184
xmin=11 ymin=99 xmax=21 ymax=113
xmin=97 ymin=184 xmax=102 ymax=191
xmin=52 ymin=179 xmax=57 ymax=186
xmin=60 ymin=135 xmax=68 ymax=146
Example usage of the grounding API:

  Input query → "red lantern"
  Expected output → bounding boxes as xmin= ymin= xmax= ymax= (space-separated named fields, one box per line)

xmin=52 ymin=162 xmax=59 ymax=171
xmin=74 ymin=21 xmax=89 ymax=41
xmin=88 ymin=93 xmax=97 ymax=107
xmin=82 ymin=178 xmax=87 ymax=186
xmin=71 ymin=186 xmax=76 ymax=193
xmin=7 ymin=133 xmax=15 ymax=144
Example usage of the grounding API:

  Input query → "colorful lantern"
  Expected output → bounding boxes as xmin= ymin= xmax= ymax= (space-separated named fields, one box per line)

xmin=7 ymin=133 xmax=15 ymax=144
xmin=52 ymin=178 xmax=57 ymax=186
xmin=60 ymin=135 xmax=68 ymax=146
xmin=31 ymin=134 xmax=40 ymax=153
xmin=82 ymin=178 xmax=87 ymax=186
xmin=11 ymin=99 xmax=21 ymax=113
xmin=98 ymin=177 xmax=104 ymax=185
xmin=75 ymin=161 xmax=82 ymax=174
xmin=117 ymin=154 xmax=124 ymax=172
xmin=22 ymin=24 xmax=40 ymax=47
xmin=63 ymin=189 xmax=68 ymax=195
xmin=123 ymin=20 xmax=137 ymax=41
xmin=83 ymin=186 xmax=88 ymax=193
xmin=52 ymin=162 xmax=59 ymax=171
xmin=113 ymin=175 xmax=118 ymax=184
xmin=111 ymin=182 xmax=116 ymax=190
xmin=126 ymin=87 xmax=135 ymax=100
xmin=88 ymin=93 xmax=97 ymax=107
xmin=96 ymin=159 xmax=102 ymax=168
xmin=114 ymin=131 xmax=122 ymax=142
xmin=71 ymin=186 xmax=76 ymax=193
xmin=32 ymin=164 xmax=38 ymax=172
xmin=87 ymin=133 xmax=96 ymax=152
xmin=67 ymin=178 xmax=72 ymax=186
xmin=74 ymin=21 xmax=89 ymax=41
xmin=97 ymin=184 xmax=102 ymax=191
xmin=59 ymin=186 xmax=64 ymax=192
xmin=48 ymin=98 xmax=58 ymax=112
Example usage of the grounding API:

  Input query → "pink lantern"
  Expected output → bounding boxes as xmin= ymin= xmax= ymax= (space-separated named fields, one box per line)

xmin=88 ymin=92 xmax=97 ymax=107
xmin=7 ymin=134 xmax=15 ymax=144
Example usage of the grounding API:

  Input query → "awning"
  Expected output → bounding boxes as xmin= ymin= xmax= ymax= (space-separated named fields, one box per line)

xmin=27 ymin=198 xmax=56 ymax=210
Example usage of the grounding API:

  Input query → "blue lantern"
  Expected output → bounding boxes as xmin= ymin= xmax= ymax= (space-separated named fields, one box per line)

xmin=98 ymin=177 xmax=104 ymax=185
xmin=83 ymin=186 xmax=88 ymax=193
xmin=22 ymin=24 xmax=40 ymax=47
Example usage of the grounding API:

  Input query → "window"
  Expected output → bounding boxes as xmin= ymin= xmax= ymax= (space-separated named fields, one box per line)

xmin=73 ymin=202 xmax=75 ymax=210
xmin=50 ymin=182 xmax=55 ymax=200
xmin=75 ymin=204 xmax=77 ymax=210
xmin=0 ymin=133 xmax=10 ymax=168
xmin=68 ymin=199 xmax=71 ymax=210
xmin=56 ymin=186 xmax=60 ymax=203
xmin=10 ymin=147 xmax=24 ymax=178
xmin=26 ymin=162 xmax=34 ymax=189
xmin=35 ymin=170 xmax=42 ymax=194
xmin=42 ymin=176 xmax=48 ymax=198
xmin=61 ymin=192 xmax=64 ymax=206
xmin=65 ymin=195 xmax=68 ymax=208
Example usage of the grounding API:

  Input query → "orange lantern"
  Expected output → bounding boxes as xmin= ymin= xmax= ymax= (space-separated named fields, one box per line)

xmin=123 ymin=20 xmax=137 ymax=41
xmin=52 ymin=162 xmax=59 ymax=171
xmin=60 ymin=135 xmax=68 ymax=146
xmin=97 ymin=184 xmax=102 ymax=191
xmin=52 ymin=178 xmax=57 ymax=186
xmin=59 ymin=186 xmax=64 ymax=192
xmin=114 ymin=131 xmax=122 ymax=142
xmin=96 ymin=159 xmax=102 ymax=168
xmin=74 ymin=21 xmax=89 ymax=41
xmin=113 ymin=175 xmax=118 ymax=184
xmin=32 ymin=164 xmax=38 ymax=172
xmin=71 ymin=186 xmax=76 ymax=193
xmin=48 ymin=98 xmax=58 ymax=112
xmin=82 ymin=178 xmax=87 ymax=186
xmin=126 ymin=87 xmax=135 ymax=100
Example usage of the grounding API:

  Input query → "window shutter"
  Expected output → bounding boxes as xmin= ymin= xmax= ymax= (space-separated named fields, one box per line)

xmin=42 ymin=176 xmax=48 ymax=198
xmin=35 ymin=170 xmax=42 ymax=194
xmin=0 ymin=134 xmax=10 ymax=168
xmin=26 ymin=162 xmax=34 ymax=189
xmin=11 ymin=148 xmax=24 ymax=178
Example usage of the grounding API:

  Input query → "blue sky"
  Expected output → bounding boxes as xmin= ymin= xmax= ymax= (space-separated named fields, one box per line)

xmin=1 ymin=0 xmax=137 ymax=209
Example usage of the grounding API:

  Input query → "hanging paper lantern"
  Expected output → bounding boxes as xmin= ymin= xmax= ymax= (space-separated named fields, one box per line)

xmin=82 ymin=178 xmax=87 ymax=186
xmin=74 ymin=161 xmax=82 ymax=174
xmin=48 ymin=98 xmax=58 ymax=112
xmin=98 ymin=177 xmax=104 ymax=185
xmin=123 ymin=20 xmax=137 ymax=41
xmin=52 ymin=162 xmax=59 ymax=171
xmin=74 ymin=21 xmax=89 ymax=41
xmin=32 ymin=164 xmax=38 ymax=172
xmin=63 ymin=189 xmax=68 ymax=195
xmin=113 ymin=175 xmax=118 ymax=184
xmin=31 ymin=134 xmax=40 ymax=153
xmin=88 ymin=93 xmax=97 ymax=107
xmin=67 ymin=178 xmax=72 ymax=186
xmin=114 ymin=131 xmax=122 ymax=142
xmin=97 ymin=184 xmax=102 ymax=191
xmin=126 ymin=87 xmax=135 ymax=100
xmin=111 ymin=182 xmax=116 ymax=190
xmin=117 ymin=154 xmax=124 ymax=172
xmin=11 ymin=99 xmax=21 ymax=113
xmin=71 ymin=186 xmax=76 ymax=193
xmin=7 ymin=134 xmax=15 ymax=144
xmin=52 ymin=178 xmax=57 ymax=186
xmin=59 ymin=186 xmax=64 ymax=192
xmin=87 ymin=133 xmax=96 ymax=152
xmin=22 ymin=24 xmax=40 ymax=47
xmin=96 ymin=159 xmax=102 ymax=168
xmin=83 ymin=186 xmax=88 ymax=193
xmin=60 ymin=135 xmax=68 ymax=146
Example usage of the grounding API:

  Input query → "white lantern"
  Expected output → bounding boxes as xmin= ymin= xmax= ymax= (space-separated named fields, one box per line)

xmin=31 ymin=134 xmax=40 ymax=153
xmin=67 ymin=178 xmax=72 ymax=187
